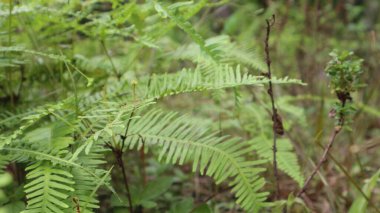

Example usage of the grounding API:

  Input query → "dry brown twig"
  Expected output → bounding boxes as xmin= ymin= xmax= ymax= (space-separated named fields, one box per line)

xmin=297 ymin=94 xmax=348 ymax=197
xmin=264 ymin=14 xmax=284 ymax=199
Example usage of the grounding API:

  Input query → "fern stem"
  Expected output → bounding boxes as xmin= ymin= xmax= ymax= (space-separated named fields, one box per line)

xmin=64 ymin=61 xmax=79 ymax=116
xmin=109 ymin=109 xmax=137 ymax=212
xmin=264 ymin=14 xmax=282 ymax=199
xmin=116 ymin=152 xmax=133 ymax=213
xmin=100 ymin=40 xmax=120 ymax=79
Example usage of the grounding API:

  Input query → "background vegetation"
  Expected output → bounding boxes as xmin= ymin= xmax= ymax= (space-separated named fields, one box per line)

xmin=1 ymin=0 xmax=380 ymax=212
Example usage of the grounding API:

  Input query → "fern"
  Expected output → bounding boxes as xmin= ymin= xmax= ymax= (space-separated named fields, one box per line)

xmin=0 ymin=1 xmax=310 ymax=212
xmin=123 ymin=110 xmax=269 ymax=212
xmin=244 ymin=104 xmax=305 ymax=187
xmin=142 ymin=65 xmax=304 ymax=100
xmin=250 ymin=136 xmax=304 ymax=186
xmin=1 ymin=118 xmax=113 ymax=212
xmin=68 ymin=143 xmax=109 ymax=212
xmin=22 ymin=161 xmax=74 ymax=213
xmin=0 ymin=100 xmax=69 ymax=147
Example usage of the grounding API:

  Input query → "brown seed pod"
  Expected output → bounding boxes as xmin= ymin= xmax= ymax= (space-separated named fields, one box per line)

xmin=273 ymin=112 xmax=284 ymax=135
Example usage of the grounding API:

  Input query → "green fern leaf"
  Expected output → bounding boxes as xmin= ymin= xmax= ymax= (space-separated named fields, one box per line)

xmin=124 ymin=110 xmax=269 ymax=212
xmin=22 ymin=161 xmax=74 ymax=213
xmin=142 ymin=65 xmax=304 ymax=100
xmin=250 ymin=136 xmax=304 ymax=186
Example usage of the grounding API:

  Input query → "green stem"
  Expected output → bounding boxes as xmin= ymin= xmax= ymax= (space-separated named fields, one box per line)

xmin=100 ymin=40 xmax=120 ymax=79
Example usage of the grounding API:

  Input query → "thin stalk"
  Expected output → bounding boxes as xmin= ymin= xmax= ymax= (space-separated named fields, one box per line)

xmin=105 ymin=142 xmax=133 ymax=213
xmin=297 ymin=125 xmax=342 ymax=197
xmin=117 ymin=153 xmax=133 ymax=213
xmin=316 ymin=142 xmax=380 ymax=213
xmin=297 ymin=100 xmax=346 ymax=197
xmin=64 ymin=61 xmax=79 ymax=116
xmin=264 ymin=14 xmax=282 ymax=199
xmin=106 ymin=109 xmax=136 ymax=212
xmin=100 ymin=40 xmax=120 ymax=79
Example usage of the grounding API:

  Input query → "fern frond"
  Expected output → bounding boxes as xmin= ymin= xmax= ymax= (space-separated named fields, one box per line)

xmin=0 ymin=46 xmax=67 ymax=61
xmin=68 ymin=143 xmax=109 ymax=212
xmin=244 ymin=105 xmax=305 ymax=186
xmin=22 ymin=161 xmax=74 ymax=213
xmin=0 ymin=100 xmax=67 ymax=147
xmin=124 ymin=110 xmax=269 ymax=212
xmin=250 ymin=136 xmax=304 ymax=186
xmin=142 ymin=65 xmax=305 ymax=100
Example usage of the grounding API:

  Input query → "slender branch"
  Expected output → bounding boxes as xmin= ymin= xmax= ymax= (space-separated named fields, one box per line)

xmin=64 ymin=61 xmax=79 ymax=116
xmin=316 ymin=141 xmax=380 ymax=213
xmin=121 ymin=109 xmax=136 ymax=151
xmin=105 ymin=143 xmax=133 ymax=213
xmin=297 ymin=99 xmax=346 ymax=197
xmin=297 ymin=124 xmax=342 ymax=197
xmin=116 ymin=109 xmax=136 ymax=213
xmin=100 ymin=39 xmax=120 ymax=79
xmin=105 ymin=109 xmax=137 ymax=212
xmin=264 ymin=14 xmax=283 ymax=199
xmin=116 ymin=152 xmax=133 ymax=213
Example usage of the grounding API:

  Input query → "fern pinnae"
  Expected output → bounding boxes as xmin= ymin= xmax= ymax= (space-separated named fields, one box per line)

xmin=22 ymin=161 xmax=74 ymax=213
xmin=142 ymin=65 xmax=304 ymax=101
xmin=246 ymin=104 xmax=305 ymax=187
xmin=123 ymin=110 xmax=269 ymax=211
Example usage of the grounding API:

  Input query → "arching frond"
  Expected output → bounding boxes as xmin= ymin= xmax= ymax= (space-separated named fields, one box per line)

xmin=142 ymin=65 xmax=305 ymax=100
xmin=124 ymin=110 xmax=269 ymax=212
xmin=0 ymin=99 xmax=69 ymax=148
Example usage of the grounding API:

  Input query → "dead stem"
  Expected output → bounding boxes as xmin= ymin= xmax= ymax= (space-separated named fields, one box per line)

xmin=264 ymin=14 xmax=283 ymax=199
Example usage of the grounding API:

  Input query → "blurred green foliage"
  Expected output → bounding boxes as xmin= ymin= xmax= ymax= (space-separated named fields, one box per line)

xmin=0 ymin=0 xmax=380 ymax=212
